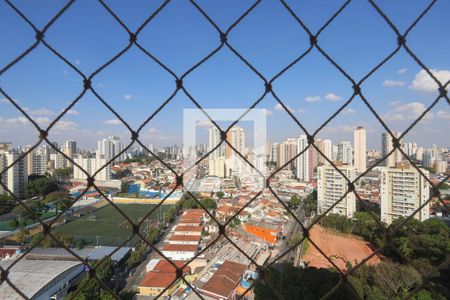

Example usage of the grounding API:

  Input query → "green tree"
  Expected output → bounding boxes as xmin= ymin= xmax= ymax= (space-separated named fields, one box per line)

xmin=44 ymin=189 xmax=72 ymax=214
xmin=289 ymin=195 xmax=301 ymax=207
xmin=216 ymin=191 xmax=224 ymax=198
xmin=0 ymin=194 xmax=15 ymax=215
xmin=255 ymin=262 xmax=354 ymax=299
xmin=54 ymin=167 xmax=72 ymax=180
xmin=66 ymin=258 xmax=113 ymax=300
xmin=120 ymin=181 xmax=130 ymax=193
xmin=25 ymin=176 xmax=58 ymax=198
xmin=8 ymin=218 xmax=19 ymax=229
xmin=304 ymin=190 xmax=317 ymax=216
xmin=16 ymin=228 xmax=30 ymax=244
xmin=201 ymin=198 xmax=217 ymax=210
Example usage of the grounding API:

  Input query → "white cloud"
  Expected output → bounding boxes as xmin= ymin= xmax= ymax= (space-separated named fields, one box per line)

xmin=74 ymin=59 xmax=81 ymax=66
xmin=343 ymin=108 xmax=356 ymax=114
xmin=0 ymin=98 xmax=8 ymax=104
xmin=389 ymin=100 xmax=402 ymax=106
xmin=30 ymin=108 xmax=57 ymax=116
xmin=297 ymin=109 xmax=306 ymax=114
xmin=274 ymin=103 xmax=294 ymax=113
xmin=305 ymin=96 xmax=321 ymax=103
xmin=35 ymin=117 xmax=51 ymax=126
xmin=0 ymin=116 xmax=29 ymax=125
xmin=103 ymin=119 xmax=122 ymax=125
xmin=53 ymin=120 xmax=78 ymax=132
xmin=410 ymin=69 xmax=450 ymax=93
xmin=66 ymin=109 xmax=79 ymax=115
xmin=145 ymin=127 xmax=171 ymax=140
xmin=397 ymin=68 xmax=408 ymax=75
xmin=124 ymin=94 xmax=133 ymax=100
xmin=383 ymin=102 xmax=433 ymax=121
xmin=383 ymin=79 xmax=405 ymax=87
xmin=324 ymin=93 xmax=342 ymax=101
xmin=437 ymin=110 xmax=450 ymax=120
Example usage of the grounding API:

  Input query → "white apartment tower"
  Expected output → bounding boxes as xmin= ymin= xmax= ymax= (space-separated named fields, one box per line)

xmin=382 ymin=132 xmax=403 ymax=167
xmin=279 ymin=138 xmax=297 ymax=170
xmin=97 ymin=136 xmax=125 ymax=163
xmin=317 ymin=163 xmax=356 ymax=218
xmin=354 ymin=126 xmax=367 ymax=173
xmin=73 ymin=155 xmax=111 ymax=182
xmin=0 ymin=150 xmax=28 ymax=198
xmin=225 ymin=126 xmax=245 ymax=159
xmin=319 ymin=139 xmax=333 ymax=165
xmin=337 ymin=141 xmax=353 ymax=165
xmin=380 ymin=163 xmax=430 ymax=225
xmin=296 ymin=135 xmax=309 ymax=182
xmin=207 ymin=127 xmax=226 ymax=177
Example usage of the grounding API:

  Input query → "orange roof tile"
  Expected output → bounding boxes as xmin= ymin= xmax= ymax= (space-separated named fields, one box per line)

xmin=162 ymin=244 xmax=198 ymax=252
xmin=139 ymin=272 xmax=177 ymax=288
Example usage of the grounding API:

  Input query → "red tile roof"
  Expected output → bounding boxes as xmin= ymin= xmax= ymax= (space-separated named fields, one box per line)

xmin=162 ymin=244 xmax=198 ymax=252
xmin=174 ymin=225 xmax=203 ymax=232
xmin=201 ymin=261 xmax=246 ymax=299
xmin=139 ymin=272 xmax=177 ymax=288
xmin=154 ymin=260 xmax=191 ymax=274
xmin=168 ymin=235 xmax=201 ymax=242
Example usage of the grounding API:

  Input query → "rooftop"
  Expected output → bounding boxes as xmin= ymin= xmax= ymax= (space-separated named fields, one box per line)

xmin=200 ymin=260 xmax=246 ymax=299
xmin=0 ymin=259 xmax=82 ymax=300
xmin=139 ymin=272 xmax=177 ymax=288
xmin=168 ymin=235 xmax=202 ymax=242
xmin=174 ymin=225 xmax=203 ymax=232
xmin=162 ymin=244 xmax=198 ymax=252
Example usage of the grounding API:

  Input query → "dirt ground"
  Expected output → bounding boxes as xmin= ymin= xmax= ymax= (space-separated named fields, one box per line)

xmin=302 ymin=225 xmax=382 ymax=271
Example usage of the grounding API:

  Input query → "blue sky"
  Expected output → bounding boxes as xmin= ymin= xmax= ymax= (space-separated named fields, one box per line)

xmin=0 ymin=0 xmax=449 ymax=150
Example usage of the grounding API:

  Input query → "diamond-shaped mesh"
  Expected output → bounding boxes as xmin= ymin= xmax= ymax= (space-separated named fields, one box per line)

xmin=0 ymin=1 xmax=449 ymax=299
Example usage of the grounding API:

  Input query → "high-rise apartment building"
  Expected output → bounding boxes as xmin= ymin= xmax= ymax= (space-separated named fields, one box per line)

xmin=382 ymin=132 xmax=403 ymax=167
xmin=279 ymin=138 xmax=297 ymax=170
xmin=270 ymin=143 xmax=279 ymax=166
xmin=380 ymin=163 xmax=430 ymax=225
xmin=337 ymin=141 xmax=353 ymax=165
xmin=225 ymin=126 xmax=245 ymax=159
xmin=97 ymin=136 xmax=125 ymax=163
xmin=0 ymin=142 xmax=13 ymax=153
xmin=308 ymin=146 xmax=318 ymax=180
xmin=207 ymin=127 xmax=224 ymax=160
xmin=63 ymin=140 xmax=77 ymax=156
xmin=73 ymin=154 xmax=111 ymax=182
xmin=63 ymin=140 xmax=77 ymax=168
xmin=208 ymin=127 xmax=226 ymax=177
xmin=296 ymin=135 xmax=309 ymax=182
xmin=0 ymin=150 xmax=28 ymax=198
xmin=317 ymin=139 xmax=332 ymax=165
xmin=317 ymin=162 xmax=356 ymax=218
xmin=353 ymin=126 xmax=367 ymax=173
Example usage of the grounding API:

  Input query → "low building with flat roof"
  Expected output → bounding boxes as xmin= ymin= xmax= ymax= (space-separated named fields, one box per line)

xmin=0 ymin=259 xmax=84 ymax=300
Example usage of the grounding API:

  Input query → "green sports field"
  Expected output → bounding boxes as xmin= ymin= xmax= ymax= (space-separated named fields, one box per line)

xmin=54 ymin=204 xmax=171 ymax=246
